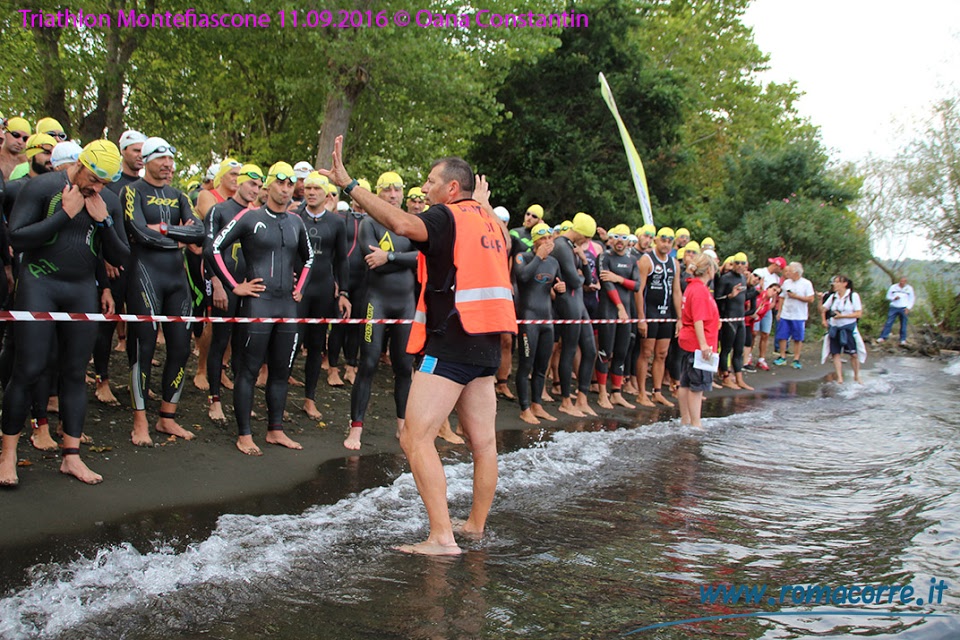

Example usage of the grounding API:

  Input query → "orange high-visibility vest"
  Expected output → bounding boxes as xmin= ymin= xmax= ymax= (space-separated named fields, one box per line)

xmin=407 ymin=200 xmax=516 ymax=355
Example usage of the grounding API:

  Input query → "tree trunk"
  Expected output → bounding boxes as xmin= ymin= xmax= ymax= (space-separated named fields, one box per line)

xmin=315 ymin=66 xmax=369 ymax=169
xmin=870 ymin=255 xmax=897 ymax=284
xmin=31 ymin=24 xmax=70 ymax=133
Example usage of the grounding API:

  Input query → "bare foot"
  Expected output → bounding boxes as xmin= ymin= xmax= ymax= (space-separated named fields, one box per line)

xmin=130 ymin=424 xmax=153 ymax=447
xmin=531 ymin=404 xmax=557 ymax=421
xmin=611 ymin=392 xmax=636 ymax=409
xmin=623 ymin=380 xmax=638 ymax=395
xmin=854 ymin=376 xmax=863 ymax=384
xmin=193 ymin=373 xmax=210 ymax=391
xmin=95 ymin=381 xmax=121 ymax=406
xmin=221 ymin=372 xmax=234 ymax=390
xmin=236 ymin=436 xmax=262 ymax=456
xmin=30 ymin=424 xmax=58 ymax=452
xmin=722 ymin=377 xmax=741 ymax=390
xmin=736 ymin=378 xmax=754 ymax=391
xmin=495 ymin=383 xmax=515 ymax=400
xmin=451 ymin=517 xmax=484 ymax=540
xmin=321 ymin=354 xmax=330 ymax=371
xmin=652 ymin=392 xmax=675 ymax=408
xmin=394 ymin=541 xmax=462 ymax=556
xmin=288 ymin=375 xmax=304 ymax=387
xmin=156 ymin=418 xmax=196 ymax=441
xmin=303 ymin=400 xmax=323 ymax=420
xmin=256 ymin=366 xmax=268 ymax=387
xmin=327 ymin=368 xmax=344 ymax=387
xmin=519 ymin=408 xmax=541 ymax=425
xmin=208 ymin=401 xmax=227 ymax=424
xmin=637 ymin=394 xmax=656 ymax=408
xmin=0 ymin=444 xmax=20 ymax=487
xmin=597 ymin=391 xmax=614 ymax=410
xmin=344 ymin=426 xmax=363 ymax=450
xmin=575 ymin=392 xmax=598 ymax=416
xmin=343 ymin=366 xmax=357 ymax=385
xmin=540 ymin=389 xmax=554 ymax=403
xmin=60 ymin=455 xmax=103 ymax=484
xmin=837 ymin=377 xmax=845 ymax=384
xmin=265 ymin=430 xmax=302 ymax=450
xmin=438 ymin=420 xmax=465 ymax=444
xmin=558 ymin=399 xmax=585 ymax=417
xmin=114 ymin=338 xmax=126 ymax=352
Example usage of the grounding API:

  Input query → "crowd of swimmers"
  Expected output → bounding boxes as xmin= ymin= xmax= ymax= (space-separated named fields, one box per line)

xmin=0 ymin=116 xmax=862 ymax=488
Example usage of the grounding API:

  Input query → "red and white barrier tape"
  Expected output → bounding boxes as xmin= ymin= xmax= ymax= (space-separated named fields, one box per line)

xmin=0 ymin=311 xmax=745 ymax=325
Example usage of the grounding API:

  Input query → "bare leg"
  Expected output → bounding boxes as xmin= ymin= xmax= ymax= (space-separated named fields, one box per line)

xmin=193 ymin=324 xmax=212 ymax=391
xmin=597 ymin=385 xmax=614 ymax=409
xmin=452 ymin=376 xmax=499 ymax=537
xmin=852 ymin=357 xmax=862 ymax=383
xmin=678 ymin=386 xmax=692 ymax=425
xmin=0 ymin=433 xmax=21 ymax=486
xmin=343 ymin=364 xmax=357 ymax=385
xmin=208 ymin=398 xmax=227 ymax=423
xmin=651 ymin=340 xmax=674 ymax=406
xmin=636 ymin=340 xmax=655 ymax=406
xmin=687 ymin=390 xmax=705 ymax=428
xmin=59 ymin=435 xmax=102 ymax=484
xmin=735 ymin=372 xmax=753 ymax=390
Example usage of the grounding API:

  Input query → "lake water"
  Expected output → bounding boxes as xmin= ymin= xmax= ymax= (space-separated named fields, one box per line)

xmin=1 ymin=356 xmax=958 ymax=639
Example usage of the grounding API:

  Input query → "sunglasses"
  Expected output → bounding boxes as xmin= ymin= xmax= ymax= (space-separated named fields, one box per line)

xmin=241 ymin=171 xmax=264 ymax=182
xmin=7 ymin=131 xmax=27 ymax=140
xmin=48 ymin=131 xmax=68 ymax=141
xmin=658 ymin=235 xmax=674 ymax=241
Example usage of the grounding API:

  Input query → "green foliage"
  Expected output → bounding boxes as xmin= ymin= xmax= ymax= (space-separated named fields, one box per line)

xmin=915 ymin=276 xmax=960 ymax=332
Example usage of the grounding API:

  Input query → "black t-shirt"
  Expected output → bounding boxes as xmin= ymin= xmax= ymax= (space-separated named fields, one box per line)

xmin=413 ymin=202 xmax=503 ymax=368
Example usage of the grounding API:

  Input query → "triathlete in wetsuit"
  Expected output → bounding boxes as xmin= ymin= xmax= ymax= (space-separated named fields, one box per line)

xmin=326 ymin=186 xmax=369 ymax=385
xmin=514 ymin=223 xmax=562 ymax=425
xmin=296 ymin=173 xmax=349 ymax=418
xmin=550 ymin=213 xmax=599 ymax=417
xmin=123 ymin=137 xmax=205 ymax=446
xmin=92 ymin=129 xmax=145 ymax=407
xmin=202 ymin=164 xmax=263 ymax=423
xmin=636 ymin=227 xmax=682 ymax=408
xmin=210 ymin=161 xmax=313 ymax=456
xmin=715 ymin=256 xmax=750 ymax=389
xmin=343 ymin=172 xmax=416 ymax=450
xmin=0 ymin=141 xmax=129 ymax=486
xmin=596 ymin=226 xmax=640 ymax=409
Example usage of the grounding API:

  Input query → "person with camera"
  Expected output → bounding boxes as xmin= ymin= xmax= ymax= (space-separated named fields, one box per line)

xmin=821 ymin=275 xmax=864 ymax=384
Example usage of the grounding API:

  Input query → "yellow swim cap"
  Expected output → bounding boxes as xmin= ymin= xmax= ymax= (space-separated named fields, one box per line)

xmin=323 ymin=182 xmax=339 ymax=196
xmin=213 ymin=158 xmax=241 ymax=189
xmin=657 ymin=227 xmax=675 ymax=239
xmin=24 ymin=133 xmax=57 ymax=159
xmin=676 ymin=247 xmax=686 ymax=260
xmin=407 ymin=186 xmax=425 ymax=200
xmin=264 ymin=161 xmax=295 ymax=188
xmin=526 ymin=204 xmax=545 ymax=219
xmin=676 ymin=227 xmax=690 ymax=239
xmin=558 ymin=220 xmax=573 ymax=232
xmin=531 ymin=222 xmax=552 ymax=238
xmin=236 ymin=164 xmax=264 ymax=186
xmin=35 ymin=117 xmax=64 ymax=136
xmin=637 ymin=224 xmax=656 ymax=237
xmin=5 ymin=117 xmax=31 ymax=135
xmin=78 ymin=139 xmax=122 ymax=182
xmin=376 ymin=171 xmax=404 ymax=193
xmin=608 ymin=223 xmax=631 ymax=236
xmin=701 ymin=237 xmax=715 ymax=249
xmin=356 ymin=178 xmax=371 ymax=193
xmin=734 ymin=251 xmax=748 ymax=263
xmin=683 ymin=240 xmax=701 ymax=254
xmin=572 ymin=212 xmax=597 ymax=238
xmin=304 ymin=171 xmax=330 ymax=188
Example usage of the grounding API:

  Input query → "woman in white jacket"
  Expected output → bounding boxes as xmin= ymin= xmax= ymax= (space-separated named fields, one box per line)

xmin=822 ymin=275 xmax=864 ymax=384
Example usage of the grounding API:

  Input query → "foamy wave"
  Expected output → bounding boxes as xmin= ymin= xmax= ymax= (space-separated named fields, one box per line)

xmin=944 ymin=358 xmax=960 ymax=376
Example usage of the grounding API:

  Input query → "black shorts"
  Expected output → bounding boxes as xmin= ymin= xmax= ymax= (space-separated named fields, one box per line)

xmin=679 ymin=349 xmax=713 ymax=392
xmin=418 ymin=355 xmax=498 ymax=385
xmin=644 ymin=319 xmax=675 ymax=341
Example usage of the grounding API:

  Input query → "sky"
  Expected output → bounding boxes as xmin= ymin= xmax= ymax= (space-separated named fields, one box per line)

xmin=743 ymin=1 xmax=960 ymax=261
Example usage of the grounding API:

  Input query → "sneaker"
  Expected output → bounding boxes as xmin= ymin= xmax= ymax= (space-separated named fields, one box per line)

xmin=792 ymin=360 xmax=802 ymax=369
xmin=757 ymin=360 xmax=770 ymax=371
xmin=876 ymin=338 xmax=885 ymax=343
xmin=773 ymin=357 xmax=787 ymax=366
xmin=743 ymin=363 xmax=757 ymax=372
xmin=900 ymin=341 xmax=907 ymax=346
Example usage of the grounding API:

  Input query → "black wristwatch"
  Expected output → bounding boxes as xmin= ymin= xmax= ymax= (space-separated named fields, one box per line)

xmin=343 ymin=179 xmax=359 ymax=195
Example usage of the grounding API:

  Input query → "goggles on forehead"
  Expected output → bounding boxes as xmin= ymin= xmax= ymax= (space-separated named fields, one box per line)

xmin=48 ymin=131 xmax=68 ymax=141
xmin=28 ymin=142 xmax=54 ymax=154
xmin=378 ymin=181 xmax=403 ymax=190
xmin=532 ymin=227 xmax=553 ymax=237
xmin=85 ymin=160 xmax=121 ymax=183
xmin=143 ymin=145 xmax=176 ymax=161
xmin=658 ymin=235 xmax=674 ymax=241
xmin=271 ymin=172 xmax=295 ymax=183
xmin=240 ymin=171 xmax=264 ymax=182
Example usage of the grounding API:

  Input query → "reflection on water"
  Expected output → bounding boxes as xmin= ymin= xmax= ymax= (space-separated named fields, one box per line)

xmin=1 ymin=357 xmax=959 ymax=639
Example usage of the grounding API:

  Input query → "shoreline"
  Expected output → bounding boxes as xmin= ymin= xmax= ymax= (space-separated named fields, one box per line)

xmin=0 ymin=347 xmax=897 ymax=556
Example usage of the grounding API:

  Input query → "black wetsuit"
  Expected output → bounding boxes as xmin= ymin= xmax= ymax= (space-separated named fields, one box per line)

xmin=210 ymin=204 xmax=313 ymax=436
xmin=514 ymin=250 xmax=560 ymax=411
xmin=296 ymin=205 xmax=348 ymax=401
xmin=597 ymin=250 xmax=640 ymax=386
xmin=349 ymin=216 xmax=417 ymax=427
xmin=715 ymin=270 xmax=747 ymax=375
xmin=641 ymin=251 xmax=678 ymax=340
xmin=122 ymin=179 xmax=205 ymax=413
xmin=327 ymin=209 xmax=366 ymax=370
xmin=92 ymin=171 xmax=140 ymax=385
xmin=202 ymin=197 xmax=249 ymax=402
xmin=551 ymin=236 xmax=597 ymax=397
xmin=1 ymin=172 xmax=129 ymax=438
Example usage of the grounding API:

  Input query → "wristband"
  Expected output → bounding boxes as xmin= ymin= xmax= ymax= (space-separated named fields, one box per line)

xmin=339 ymin=291 xmax=350 ymax=299
xmin=343 ymin=179 xmax=359 ymax=195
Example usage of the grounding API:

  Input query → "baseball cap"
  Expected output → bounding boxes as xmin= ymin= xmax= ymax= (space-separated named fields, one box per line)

xmin=293 ymin=161 xmax=313 ymax=180
xmin=24 ymin=133 xmax=57 ymax=159
xmin=768 ymin=256 xmax=787 ymax=269
xmin=572 ymin=212 xmax=597 ymax=238
xmin=118 ymin=130 xmax=147 ymax=150
xmin=493 ymin=206 xmax=510 ymax=223
xmin=376 ymin=171 xmax=404 ymax=193
xmin=51 ymin=140 xmax=82 ymax=168
xmin=141 ymin=137 xmax=175 ymax=163
xmin=5 ymin=117 xmax=31 ymax=135
xmin=526 ymin=204 xmax=544 ymax=219
xmin=78 ymin=139 xmax=122 ymax=182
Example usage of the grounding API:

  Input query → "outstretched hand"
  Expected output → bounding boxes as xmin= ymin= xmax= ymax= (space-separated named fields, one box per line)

xmin=318 ymin=135 xmax=352 ymax=188
xmin=474 ymin=175 xmax=491 ymax=210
